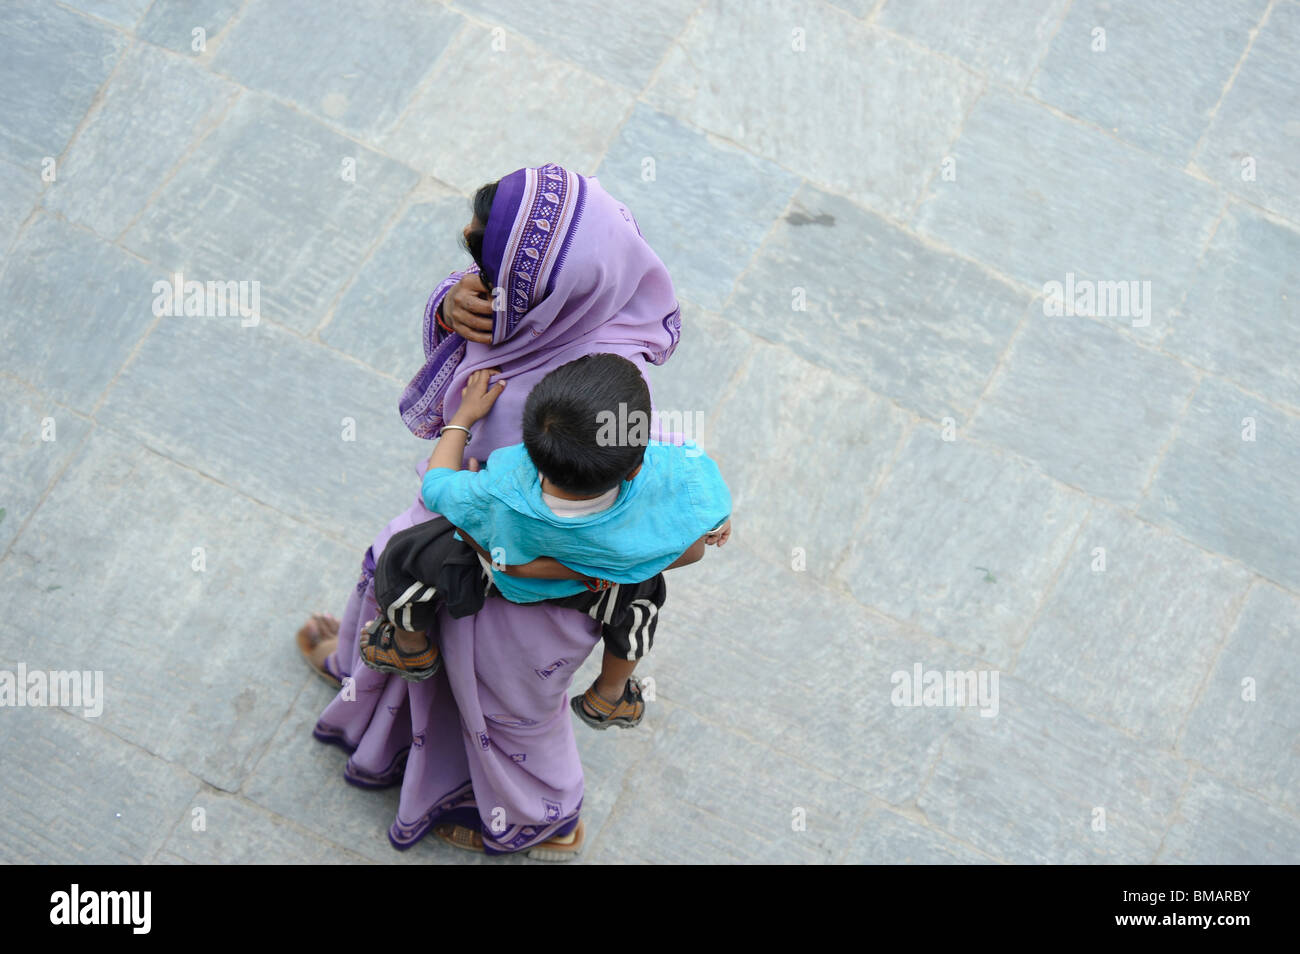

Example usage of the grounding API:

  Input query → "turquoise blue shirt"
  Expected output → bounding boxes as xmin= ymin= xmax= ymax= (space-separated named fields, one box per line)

xmin=421 ymin=440 xmax=731 ymax=603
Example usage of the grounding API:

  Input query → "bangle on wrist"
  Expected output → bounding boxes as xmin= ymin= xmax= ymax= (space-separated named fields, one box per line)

xmin=435 ymin=298 xmax=454 ymax=334
xmin=440 ymin=424 xmax=471 ymax=443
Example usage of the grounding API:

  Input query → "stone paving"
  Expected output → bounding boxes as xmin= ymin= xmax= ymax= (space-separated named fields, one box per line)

xmin=1 ymin=0 xmax=1298 ymax=864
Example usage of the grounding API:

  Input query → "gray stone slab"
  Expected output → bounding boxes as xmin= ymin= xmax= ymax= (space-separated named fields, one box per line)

xmin=1156 ymin=771 xmax=1300 ymax=864
xmin=1165 ymin=205 xmax=1300 ymax=410
xmin=0 ymin=159 xmax=40 ymax=254
xmin=0 ymin=214 xmax=162 ymax=408
xmin=0 ymin=0 xmax=127 ymax=166
xmin=0 ymin=432 xmax=359 ymax=791
xmin=1140 ymin=377 xmax=1300 ymax=591
xmin=122 ymin=93 xmax=418 ymax=335
xmin=918 ymin=676 xmax=1188 ymax=863
xmin=319 ymin=188 xmax=470 ymax=373
xmin=727 ymin=183 xmax=1031 ymax=423
xmin=244 ymin=672 xmax=639 ymax=865
xmin=838 ymin=427 xmax=1090 ymax=665
xmin=241 ymin=680 xmax=454 ymax=865
xmin=1029 ymin=0 xmax=1266 ymax=163
xmin=1180 ymin=583 xmax=1300 ymax=815
xmin=379 ymin=23 xmax=633 ymax=193
xmin=0 ymin=377 xmax=94 ymax=553
xmin=453 ymin=0 xmax=699 ymax=91
xmin=843 ymin=806 xmax=996 ymax=864
xmin=880 ymin=0 xmax=1068 ymax=87
xmin=584 ymin=707 xmax=879 ymax=863
xmin=644 ymin=304 xmax=755 ymax=427
xmin=824 ymin=0 xmax=874 ymax=16
xmin=211 ymin=0 xmax=461 ymax=141
xmin=43 ymin=43 xmax=237 ymax=238
xmin=0 ymin=708 xmax=200 ymax=863
xmin=60 ymin=0 xmax=151 ymax=29
xmin=136 ymin=0 xmax=244 ymax=55
xmin=916 ymin=89 xmax=1221 ymax=332
xmin=1015 ymin=504 xmax=1253 ymax=747
xmin=594 ymin=104 xmax=800 ymax=312
xmin=969 ymin=314 xmax=1199 ymax=507
xmin=3 ymin=0 xmax=1294 ymax=867
xmin=162 ymin=791 xmax=372 ymax=863
xmin=644 ymin=544 xmax=970 ymax=805
xmin=96 ymin=315 xmax=429 ymax=544
xmin=567 ymin=696 xmax=662 ymax=859
xmin=708 ymin=341 xmax=908 ymax=569
xmin=646 ymin=0 xmax=983 ymax=219
xmin=0 ymin=611 xmax=25 ymax=663
xmin=1193 ymin=0 xmax=1300 ymax=224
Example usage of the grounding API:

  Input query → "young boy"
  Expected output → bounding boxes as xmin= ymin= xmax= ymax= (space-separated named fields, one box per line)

xmin=359 ymin=353 xmax=732 ymax=729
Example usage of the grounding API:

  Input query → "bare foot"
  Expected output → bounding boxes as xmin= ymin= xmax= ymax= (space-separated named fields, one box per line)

xmin=296 ymin=612 xmax=341 ymax=685
xmin=310 ymin=612 xmax=339 ymax=641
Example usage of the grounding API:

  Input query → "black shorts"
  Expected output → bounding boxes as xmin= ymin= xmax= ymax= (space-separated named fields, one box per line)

xmin=374 ymin=516 xmax=666 ymax=660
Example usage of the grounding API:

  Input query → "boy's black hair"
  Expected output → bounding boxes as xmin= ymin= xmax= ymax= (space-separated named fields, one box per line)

xmin=463 ymin=180 xmax=500 ymax=292
xmin=523 ymin=354 xmax=652 ymax=496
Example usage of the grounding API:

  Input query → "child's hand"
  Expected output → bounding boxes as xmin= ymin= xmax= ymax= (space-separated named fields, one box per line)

xmin=451 ymin=368 xmax=506 ymax=425
xmin=705 ymin=520 xmax=731 ymax=547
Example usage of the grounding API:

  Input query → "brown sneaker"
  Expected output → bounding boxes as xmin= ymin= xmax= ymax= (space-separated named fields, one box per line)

xmin=570 ymin=678 xmax=645 ymax=730
xmin=358 ymin=618 xmax=441 ymax=681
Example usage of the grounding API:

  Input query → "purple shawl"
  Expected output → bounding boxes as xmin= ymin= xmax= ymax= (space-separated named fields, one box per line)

xmin=398 ymin=163 xmax=682 ymax=456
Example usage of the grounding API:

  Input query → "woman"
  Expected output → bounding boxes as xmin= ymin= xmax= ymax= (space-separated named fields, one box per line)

xmin=297 ymin=162 xmax=681 ymax=858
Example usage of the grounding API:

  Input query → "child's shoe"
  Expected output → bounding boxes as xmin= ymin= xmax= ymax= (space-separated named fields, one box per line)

xmin=358 ymin=618 xmax=441 ymax=681
xmin=570 ymin=677 xmax=645 ymax=730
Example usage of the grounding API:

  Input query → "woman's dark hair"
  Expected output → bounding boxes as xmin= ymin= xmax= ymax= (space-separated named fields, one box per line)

xmin=463 ymin=180 xmax=499 ymax=292
xmin=523 ymin=354 xmax=652 ymax=496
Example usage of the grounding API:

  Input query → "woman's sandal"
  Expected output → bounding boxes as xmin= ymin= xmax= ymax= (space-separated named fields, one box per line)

xmin=358 ymin=618 xmax=442 ymax=681
xmin=434 ymin=819 xmax=585 ymax=862
xmin=296 ymin=613 xmax=342 ymax=689
xmin=570 ymin=677 xmax=645 ymax=730
xmin=526 ymin=820 xmax=585 ymax=862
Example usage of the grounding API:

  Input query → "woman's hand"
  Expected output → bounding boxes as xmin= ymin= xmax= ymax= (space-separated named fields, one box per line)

xmin=455 ymin=527 xmax=592 ymax=580
xmin=443 ymin=273 xmax=495 ymax=344
xmin=450 ymin=369 xmax=506 ymax=426
xmin=507 ymin=557 xmax=596 ymax=581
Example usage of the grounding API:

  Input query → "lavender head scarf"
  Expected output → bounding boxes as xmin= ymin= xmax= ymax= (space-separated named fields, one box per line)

xmin=399 ymin=163 xmax=681 ymax=455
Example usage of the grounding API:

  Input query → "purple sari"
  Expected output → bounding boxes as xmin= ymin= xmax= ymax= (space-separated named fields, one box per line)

xmin=314 ymin=163 xmax=680 ymax=852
